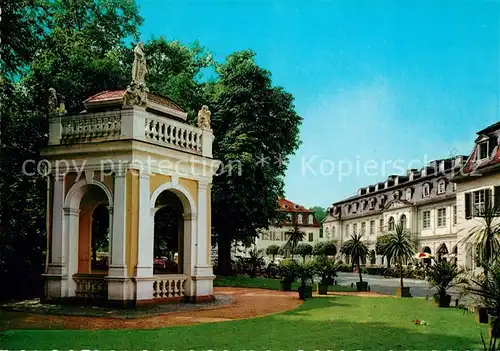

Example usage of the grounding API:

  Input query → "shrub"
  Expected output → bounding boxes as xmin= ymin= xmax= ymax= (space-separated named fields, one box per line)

xmin=278 ymin=258 xmax=299 ymax=283
xmin=313 ymin=241 xmax=337 ymax=256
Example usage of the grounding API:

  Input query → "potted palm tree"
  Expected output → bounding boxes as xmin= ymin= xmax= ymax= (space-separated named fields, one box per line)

xmin=341 ymin=233 xmax=369 ymax=291
xmin=461 ymin=264 xmax=500 ymax=340
xmin=314 ymin=255 xmax=339 ymax=295
xmin=277 ymin=258 xmax=298 ymax=291
xmin=297 ymin=260 xmax=315 ymax=299
xmin=426 ymin=261 xmax=464 ymax=307
xmin=384 ymin=223 xmax=415 ymax=298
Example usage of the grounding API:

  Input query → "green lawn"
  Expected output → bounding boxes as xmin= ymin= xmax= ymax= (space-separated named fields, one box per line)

xmin=1 ymin=296 xmax=488 ymax=350
xmin=214 ymin=275 xmax=357 ymax=292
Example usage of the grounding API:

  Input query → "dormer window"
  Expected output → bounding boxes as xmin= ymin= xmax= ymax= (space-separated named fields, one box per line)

xmin=363 ymin=200 xmax=368 ymax=210
xmin=297 ymin=213 xmax=303 ymax=223
xmin=478 ymin=141 xmax=489 ymax=160
xmin=422 ymin=183 xmax=430 ymax=197
xmin=437 ymin=180 xmax=446 ymax=194
xmin=308 ymin=214 xmax=314 ymax=224
xmin=369 ymin=198 xmax=376 ymax=209
xmin=286 ymin=213 xmax=292 ymax=221
xmin=405 ymin=188 xmax=413 ymax=201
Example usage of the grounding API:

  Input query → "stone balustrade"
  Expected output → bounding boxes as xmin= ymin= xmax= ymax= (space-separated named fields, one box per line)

xmin=48 ymin=106 xmax=214 ymax=158
xmin=152 ymin=275 xmax=187 ymax=299
xmin=73 ymin=274 xmax=108 ymax=300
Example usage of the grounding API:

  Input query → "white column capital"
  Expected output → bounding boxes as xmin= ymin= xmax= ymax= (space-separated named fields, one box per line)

xmin=63 ymin=207 xmax=80 ymax=216
xmin=54 ymin=173 xmax=65 ymax=182
xmin=114 ymin=169 xmax=127 ymax=178
xmin=198 ymin=180 xmax=209 ymax=190
xmin=184 ymin=212 xmax=198 ymax=220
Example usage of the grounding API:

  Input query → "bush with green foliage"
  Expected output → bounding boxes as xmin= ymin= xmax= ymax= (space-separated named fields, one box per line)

xmin=314 ymin=256 xmax=339 ymax=285
xmin=265 ymin=245 xmax=280 ymax=261
xmin=296 ymin=260 xmax=315 ymax=287
xmin=312 ymin=241 xmax=337 ymax=256
xmin=278 ymin=258 xmax=299 ymax=283
xmin=296 ymin=243 xmax=313 ymax=262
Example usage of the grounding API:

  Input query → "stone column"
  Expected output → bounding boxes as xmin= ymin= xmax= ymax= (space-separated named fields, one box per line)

xmin=108 ymin=171 xmax=127 ymax=277
xmin=183 ymin=212 xmax=197 ymax=298
xmin=45 ymin=174 xmax=67 ymax=298
xmin=64 ymin=207 xmax=80 ymax=297
xmin=191 ymin=181 xmax=215 ymax=302
xmin=135 ymin=171 xmax=155 ymax=301
xmin=106 ymin=171 xmax=131 ymax=303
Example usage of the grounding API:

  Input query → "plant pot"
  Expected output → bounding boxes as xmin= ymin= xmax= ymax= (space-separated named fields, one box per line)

xmin=489 ymin=316 xmax=500 ymax=338
xmin=476 ymin=307 xmax=489 ymax=324
xmin=433 ymin=294 xmax=451 ymax=308
xmin=356 ymin=281 xmax=368 ymax=292
xmin=317 ymin=283 xmax=329 ymax=295
xmin=280 ymin=280 xmax=292 ymax=291
xmin=298 ymin=285 xmax=313 ymax=300
xmin=396 ymin=287 xmax=411 ymax=298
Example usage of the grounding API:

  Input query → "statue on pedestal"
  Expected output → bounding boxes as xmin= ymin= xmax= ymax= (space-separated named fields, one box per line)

xmin=197 ymin=105 xmax=212 ymax=130
xmin=124 ymin=42 xmax=149 ymax=107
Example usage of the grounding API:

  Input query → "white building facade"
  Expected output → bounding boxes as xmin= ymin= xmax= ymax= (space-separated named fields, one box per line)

xmin=324 ymin=157 xmax=467 ymax=265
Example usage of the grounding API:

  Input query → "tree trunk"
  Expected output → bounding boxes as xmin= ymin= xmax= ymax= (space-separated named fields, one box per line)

xmin=387 ymin=255 xmax=391 ymax=268
xmin=358 ymin=256 xmax=363 ymax=283
xmin=217 ymin=238 xmax=232 ymax=275
xmin=399 ymin=258 xmax=404 ymax=289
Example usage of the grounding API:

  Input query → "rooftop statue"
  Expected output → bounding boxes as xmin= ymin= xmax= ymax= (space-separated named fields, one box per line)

xmin=197 ymin=105 xmax=212 ymax=130
xmin=124 ymin=42 xmax=148 ymax=107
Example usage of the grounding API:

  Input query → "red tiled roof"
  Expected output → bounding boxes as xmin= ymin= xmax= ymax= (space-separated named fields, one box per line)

xmin=276 ymin=198 xmax=320 ymax=227
xmin=278 ymin=198 xmax=313 ymax=213
xmin=84 ymin=90 xmax=126 ymax=102
xmin=84 ymin=90 xmax=185 ymax=112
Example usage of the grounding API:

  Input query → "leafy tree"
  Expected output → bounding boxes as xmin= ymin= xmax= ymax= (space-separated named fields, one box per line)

xmin=383 ymin=223 xmax=415 ymax=290
xmin=309 ymin=206 xmax=326 ymax=223
xmin=145 ymin=37 xmax=214 ymax=120
xmin=376 ymin=234 xmax=392 ymax=268
xmin=265 ymin=245 xmax=280 ymax=262
xmin=341 ymin=234 xmax=369 ymax=284
xmin=0 ymin=0 xmax=50 ymax=78
xmin=296 ymin=243 xmax=313 ymax=262
xmin=285 ymin=223 xmax=306 ymax=260
xmin=211 ymin=50 xmax=302 ymax=274
xmin=312 ymin=241 xmax=337 ymax=257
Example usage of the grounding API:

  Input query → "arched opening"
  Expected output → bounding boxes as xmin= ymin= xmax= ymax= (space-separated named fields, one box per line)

xmin=153 ymin=190 xmax=184 ymax=275
xmin=423 ymin=246 xmax=432 ymax=265
xmin=400 ymin=214 xmax=407 ymax=228
xmin=437 ymin=243 xmax=448 ymax=263
xmin=77 ymin=184 xmax=111 ymax=275
xmin=388 ymin=216 xmax=395 ymax=231
xmin=91 ymin=203 xmax=110 ymax=272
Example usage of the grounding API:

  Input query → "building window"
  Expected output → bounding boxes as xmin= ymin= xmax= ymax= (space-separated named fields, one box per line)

xmin=332 ymin=226 xmax=336 ymax=238
xmin=465 ymin=188 xmax=497 ymax=219
xmin=422 ymin=184 xmax=430 ymax=197
xmin=319 ymin=228 xmax=323 ymax=238
xmin=438 ymin=180 xmax=446 ymax=194
xmin=345 ymin=224 xmax=349 ymax=235
xmin=308 ymin=232 xmax=313 ymax=242
xmin=405 ymin=188 xmax=412 ymax=201
xmin=453 ymin=205 xmax=457 ymax=225
xmin=379 ymin=218 xmax=384 ymax=233
xmin=361 ymin=222 xmax=366 ymax=235
xmin=388 ymin=217 xmax=395 ymax=231
xmin=400 ymin=214 xmax=407 ymax=228
xmin=437 ymin=208 xmax=447 ymax=227
xmin=370 ymin=198 xmax=376 ymax=209
xmin=353 ymin=223 xmax=358 ymax=235
xmin=478 ymin=141 xmax=489 ymax=160
xmin=453 ymin=182 xmax=457 ymax=192
xmin=370 ymin=220 xmax=375 ymax=235
xmin=423 ymin=211 xmax=431 ymax=229
xmin=286 ymin=213 xmax=292 ymax=222
xmin=297 ymin=213 xmax=303 ymax=223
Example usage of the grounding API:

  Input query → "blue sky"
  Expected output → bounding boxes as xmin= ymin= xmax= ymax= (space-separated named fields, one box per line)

xmin=138 ymin=0 xmax=500 ymax=208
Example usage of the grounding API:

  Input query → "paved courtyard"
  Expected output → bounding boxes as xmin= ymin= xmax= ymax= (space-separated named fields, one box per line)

xmin=336 ymin=272 xmax=469 ymax=303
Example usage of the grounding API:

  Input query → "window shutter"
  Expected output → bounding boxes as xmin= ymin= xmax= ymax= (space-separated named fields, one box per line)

xmin=494 ymin=186 xmax=500 ymax=209
xmin=465 ymin=192 xmax=472 ymax=219
xmin=485 ymin=188 xmax=492 ymax=211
